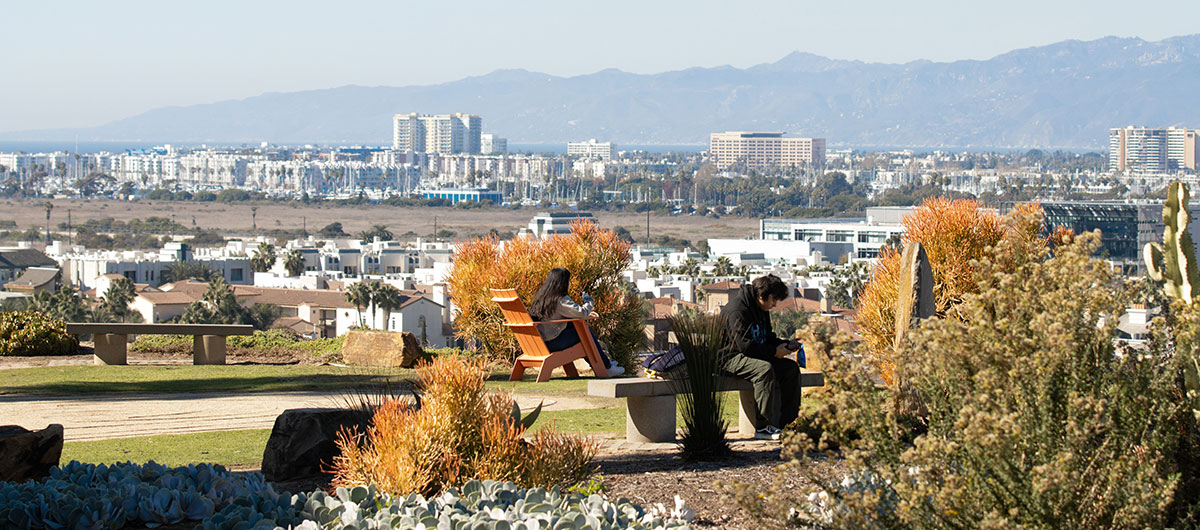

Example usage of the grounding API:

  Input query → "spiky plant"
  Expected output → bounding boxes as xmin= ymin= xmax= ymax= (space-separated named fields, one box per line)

xmin=667 ymin=313 xmax=731 ymax=460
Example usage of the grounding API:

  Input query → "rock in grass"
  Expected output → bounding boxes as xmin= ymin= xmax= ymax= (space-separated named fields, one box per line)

xmin=262 ymin=409 xmax=368 ymax=482
xmin=0 ymin=424 xmax=63 ymax=483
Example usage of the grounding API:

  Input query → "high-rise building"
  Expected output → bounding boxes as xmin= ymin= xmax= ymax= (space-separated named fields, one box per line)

xmin=1110 ymin=126 xmax=1199 ymax=173
xmin=481 ymin=134 xmax=507 ymax=155
xmin=392 ymin=113 xmax=482 ymax=154
xmin=708 ymin=132 xmax=826 ymax=170
xmin=567 ymin=139 xmax=617 ymax=161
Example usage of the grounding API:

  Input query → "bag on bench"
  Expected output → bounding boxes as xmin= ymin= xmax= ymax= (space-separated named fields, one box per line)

xmin=642 ymin=345 xmax=687 ymax=379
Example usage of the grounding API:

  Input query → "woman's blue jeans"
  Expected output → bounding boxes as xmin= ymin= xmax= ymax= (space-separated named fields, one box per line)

xmin=544 ymin=324 xmax=612 ymax=369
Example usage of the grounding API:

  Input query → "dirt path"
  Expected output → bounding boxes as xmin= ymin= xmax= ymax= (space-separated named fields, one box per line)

xmin=1 ymin=390 xmax=601 ymax=442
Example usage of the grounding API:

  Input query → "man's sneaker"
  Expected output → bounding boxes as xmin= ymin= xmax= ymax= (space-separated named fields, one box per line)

xmin=754 ymin=425 xmax=783 ymax=441
xmin=606 ymin=365 xmax=625 ymax=377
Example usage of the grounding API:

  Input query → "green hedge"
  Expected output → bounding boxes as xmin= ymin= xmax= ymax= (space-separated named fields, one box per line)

xmin=0 ymin=311 xmax=79 ymax=356
xmin=130 ymin=329 xmax=343 ymax=359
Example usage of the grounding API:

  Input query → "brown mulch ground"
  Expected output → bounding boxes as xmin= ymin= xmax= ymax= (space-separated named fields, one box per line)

xmin=268 ymin=443 xmax=846 ymax=529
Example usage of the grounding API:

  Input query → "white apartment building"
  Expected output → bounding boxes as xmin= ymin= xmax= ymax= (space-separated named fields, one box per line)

xmin=392 ymin=113 xmax=483 ymax=155
xmin=481 ymin=134 xmax=508 ymax=155
xmin=759 ymin=207 xmax=909 ymax=260
xmin=59 ymin=242 xmax=252 ymax=290
xmin=567 ymin=139 xmax=617 ymax=161
xmin=520 ymin=211 xmax=596 ymax=238
xmin=708 ymin=132 xmax=826 ymax=170
xmin=1110 ymin=126 xmax=1199 ymax=173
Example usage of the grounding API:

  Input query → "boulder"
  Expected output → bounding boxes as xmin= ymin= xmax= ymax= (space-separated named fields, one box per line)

xmin=261 ymin=408 xmax=369 ymax=482
xmin=342 ymin=330 xmax=429 ymax=368
xmin=0 ymin=424 xmax=64 ymax=483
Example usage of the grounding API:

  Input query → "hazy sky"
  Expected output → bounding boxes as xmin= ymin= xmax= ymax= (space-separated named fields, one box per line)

xmin=2 ymin=0 xmax=1198 ymax=133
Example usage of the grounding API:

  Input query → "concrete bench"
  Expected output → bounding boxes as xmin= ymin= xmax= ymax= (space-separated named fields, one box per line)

xmin=65 ymin=323 xmax=255 ymax=366
xmin=588 ymin=371 xmax=825 ymax=443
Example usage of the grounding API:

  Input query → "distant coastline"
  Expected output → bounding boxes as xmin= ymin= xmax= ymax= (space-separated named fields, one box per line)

xmin=0 ymin=141 xmax=1100 ymax=155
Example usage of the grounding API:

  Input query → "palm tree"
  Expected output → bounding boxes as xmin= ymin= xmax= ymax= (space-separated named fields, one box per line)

xmin=358 ymin=224 xmax=394 ymax=242
xmin=250 ymin=206 xmax=259 ymax=230
xmin=103 ymin=276 xmax=137 ymax=322
xmin=345 ymin=281 xmax=372 ymax=329
xmin=43 ymin=201 xmax=53 ymax=245
xmin=251 ymin=242 xmax=276 ymax=273
xmin=372 ymin=284 xmax=404 ymax=330
xmin=282 ymin=249 xmax=305 ymax=277
xmin=713 ymin=256 xmax=734 ymax=277
xmin=162 ymin=261 xmax=218 ymax=284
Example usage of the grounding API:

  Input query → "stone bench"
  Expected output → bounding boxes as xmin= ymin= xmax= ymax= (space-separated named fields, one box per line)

xmin=65 ymin=323 xmax=255 ymax=366
xmin=587 ymin=372 xmax=825 ymax=443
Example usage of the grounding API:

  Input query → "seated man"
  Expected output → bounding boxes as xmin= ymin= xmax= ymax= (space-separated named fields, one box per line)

xmin=720 ymin=274 xmax=803 ymax=440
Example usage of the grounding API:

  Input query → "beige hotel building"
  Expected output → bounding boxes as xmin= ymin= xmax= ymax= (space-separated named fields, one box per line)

xmin=709 ymin=131 xmax=826 ymax=170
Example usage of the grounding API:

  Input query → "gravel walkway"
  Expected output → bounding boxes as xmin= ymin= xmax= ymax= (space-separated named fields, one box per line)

xmin=0 ymin=391 xmax=599 ymax=442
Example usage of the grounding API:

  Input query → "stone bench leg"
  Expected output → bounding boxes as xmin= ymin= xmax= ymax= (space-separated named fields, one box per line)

xmin=626 ymin=395 xmax=676 ymax=443
xmin=193 ymin=335 xmax=227 ymax=365
xmin=737 ymin=388 xmax=758 ymax=436
xmin=93 ymin=334 xmax=128 ymax=365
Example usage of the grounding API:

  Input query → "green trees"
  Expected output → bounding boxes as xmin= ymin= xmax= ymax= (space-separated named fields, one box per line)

xmin=345 ymin=281 xmax=372 ymax=329
xmin=162 ymin=261 xmax=219 ymax=284
xmin=319 ymin=222 xmax=347 ymax=238
xmin=250 ymin=243 xmax=276 ymax=273
xmin=712 ymin=256 xmax=734 ymax=277
xmin=178 ymin=277 xmax=278 ymax=329
xmin=359 ymin=225 xmax=394 ymax=242
xmin=102 ymin=277 xmax=140 ymax=323
xmin=344 ymin=281 xmax=404 ymax=330
xmin=282 ymin=250 xmax=305 ymax=277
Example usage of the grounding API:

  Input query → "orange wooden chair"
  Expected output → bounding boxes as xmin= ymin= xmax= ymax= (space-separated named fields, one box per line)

xmin=491 ymin=288 xmax=609 ymax=382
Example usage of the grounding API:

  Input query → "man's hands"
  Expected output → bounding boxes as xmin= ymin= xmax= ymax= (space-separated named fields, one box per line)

xmin=775 ymin=343 xmax=792 ymax=358
xmin=776 ymin=339 xmax=802 ymax=358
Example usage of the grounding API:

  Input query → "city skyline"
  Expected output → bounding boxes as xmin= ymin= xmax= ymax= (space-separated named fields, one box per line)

xmin=2 ymin=0 xmax=1199 ymax=133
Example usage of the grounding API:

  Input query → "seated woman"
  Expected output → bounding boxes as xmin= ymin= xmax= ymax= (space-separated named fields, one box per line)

xmin=528 ymin=267 xmax=624 ymax=376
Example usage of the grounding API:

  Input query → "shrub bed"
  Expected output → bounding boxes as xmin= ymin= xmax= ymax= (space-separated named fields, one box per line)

xmin=0 ymin=310 xmax=78 ymax=356
xmin=130 ymin=329 xmax=343 ymax=361
xmin=332 ymin=355 xmax=599 ymax=495
xmin=1 ymin=462 xmax=692 ymax=530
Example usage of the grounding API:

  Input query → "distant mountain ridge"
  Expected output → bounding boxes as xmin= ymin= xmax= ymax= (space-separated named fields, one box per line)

xmin=5 ymin=34 xmax=1200 ymax=149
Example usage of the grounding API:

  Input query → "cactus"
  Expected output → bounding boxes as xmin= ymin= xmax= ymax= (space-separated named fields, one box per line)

xmin=1144 ymin=181 xmax=1200 ymax=305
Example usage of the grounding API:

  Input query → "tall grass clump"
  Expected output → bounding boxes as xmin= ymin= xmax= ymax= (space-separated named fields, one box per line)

xmin=446 ymin=221 xmax=647 ymax=368
xmin=330 ymin=355 xmax=598 ymax=496
xmin=731 ymin=222 xmax=1200 ymax=528
xmin=668 ymin=313 xmax=731 ymax=460
xmin=857 ymin=199 xmax=1042 ymax=383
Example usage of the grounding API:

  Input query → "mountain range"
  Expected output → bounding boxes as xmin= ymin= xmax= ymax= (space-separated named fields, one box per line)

xmin=6 ymin=34 xmax=1200 ymax=149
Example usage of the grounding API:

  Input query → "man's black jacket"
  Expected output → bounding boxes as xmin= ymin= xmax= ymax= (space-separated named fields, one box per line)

xmin=720 ymin=285 xmax=785 ymax=361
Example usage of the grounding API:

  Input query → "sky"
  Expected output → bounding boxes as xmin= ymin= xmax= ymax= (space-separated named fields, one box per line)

xmin=2 ymin=0 xmax=1199 ymax=133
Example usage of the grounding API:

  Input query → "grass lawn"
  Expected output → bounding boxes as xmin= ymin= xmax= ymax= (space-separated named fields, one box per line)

xmin=0 ymin=363 xmax=600 ymax=396
xmin=0 ymin=365 xmax=417 ymax=395
xmin=61 ymin=429 xmax=273 ymax=468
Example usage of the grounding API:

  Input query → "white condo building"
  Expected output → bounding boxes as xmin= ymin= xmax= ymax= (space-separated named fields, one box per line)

xmin=567 ymin=139 xmax=616 ymax=161
xmin=393 ymin=113 xmax=483 ymax=154
xmin=481 ymin=134 xmax=508 ymax=155
xmin=759 ymin=207 xmax=909 ymax=260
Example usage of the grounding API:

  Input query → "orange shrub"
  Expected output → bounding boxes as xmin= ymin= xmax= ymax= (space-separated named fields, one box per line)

xmin=331 ymin=355 xmax=598 ymax=495
xmin=858 ymin=199 xmax=1044 ymax=383
xmin=446 ymin=221 xmax=646 ymax=367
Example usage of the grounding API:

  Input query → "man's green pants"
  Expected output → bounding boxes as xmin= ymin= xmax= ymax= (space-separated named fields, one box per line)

xmin=722 ymin=353 xmax=801 ymax=429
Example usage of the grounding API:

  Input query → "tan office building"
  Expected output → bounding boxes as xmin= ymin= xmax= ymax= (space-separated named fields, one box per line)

xmin=708 ymin=131 xmax=826 ymax=170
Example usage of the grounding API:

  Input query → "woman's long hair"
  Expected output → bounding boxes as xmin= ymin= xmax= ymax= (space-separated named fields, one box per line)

xmin=529 ymin=267 xmax=570 ymax=321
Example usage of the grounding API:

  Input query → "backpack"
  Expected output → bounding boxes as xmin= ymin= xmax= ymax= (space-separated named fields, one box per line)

xmin=642 ymin=345 xmax=687 ymax=379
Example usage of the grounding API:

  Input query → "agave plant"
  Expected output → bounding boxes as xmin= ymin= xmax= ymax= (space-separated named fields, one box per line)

xmin=666 ymin=312 xmax=732 ymax=460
